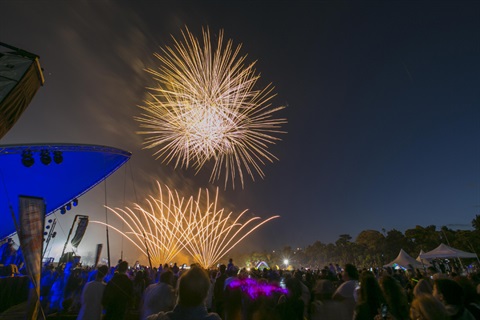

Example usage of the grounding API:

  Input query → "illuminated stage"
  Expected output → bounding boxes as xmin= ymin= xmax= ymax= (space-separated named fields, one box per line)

xmin=0 ymin=143 xmax=131 ymax=240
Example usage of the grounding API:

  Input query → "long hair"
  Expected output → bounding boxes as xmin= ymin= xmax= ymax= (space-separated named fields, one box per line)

xmin=358 ymin=272 xmax=385 ymax=314
xmin=379 ymin=275 xmax=409 ymax=320
xmin=410 ymin=294 xmax=449 ymax=320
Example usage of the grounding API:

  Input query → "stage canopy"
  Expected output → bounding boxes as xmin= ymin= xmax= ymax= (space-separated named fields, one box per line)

xmin=0 ymin=43 xmax=44 ymax=139
xmin=0 ymin=143 xmax=131 ymax=240
xmin=419 ymin=243 xmax=477 ymax=260
xmin=384 ymin=249 xmax=424 ymax=269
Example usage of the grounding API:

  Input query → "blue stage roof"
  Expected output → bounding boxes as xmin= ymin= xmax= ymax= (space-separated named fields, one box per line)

xmin=0 ymin=143 xmax=131 ymax=240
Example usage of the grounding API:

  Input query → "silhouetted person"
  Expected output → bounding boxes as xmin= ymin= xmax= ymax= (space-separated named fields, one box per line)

xmin=274 ymin=276 xmax=304 ymax=320
xmin=311 ymin=279 xmax=349 ymax=320
xmin=433 ymin=278 xmax=475 ymax=319
xmin=77 ymin=265 xmax=109 ymax=320
xmin=147 ymin=265 xmax=221 ymax=320
xmin=227 ymin=258 xmax=234 ymax=272
xmin=102 ymin=260 xmax=134 ymax=320
xmin=333 ymin=263 xmax=359 ymax=318
xmin=142 ymin=269 xmax=176 ymax=320
xmin=213 ymin=264 xmax=227 ymax=318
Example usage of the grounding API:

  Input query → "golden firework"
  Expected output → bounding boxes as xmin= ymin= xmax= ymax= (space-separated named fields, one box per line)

xmin=92 ymin=182 xmax=279 ymax=268
xmin=135 ymin=27 xmax=286 ymax=189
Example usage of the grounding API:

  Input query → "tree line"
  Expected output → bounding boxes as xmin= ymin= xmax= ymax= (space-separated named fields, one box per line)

xmin=233 ymin=215 xmax=480 ymax=270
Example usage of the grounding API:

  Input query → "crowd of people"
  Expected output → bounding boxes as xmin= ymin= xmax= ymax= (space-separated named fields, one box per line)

xmin=1 ymin=248 xmax=480 ymax=319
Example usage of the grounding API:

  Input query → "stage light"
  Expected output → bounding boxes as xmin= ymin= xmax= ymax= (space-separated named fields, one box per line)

xmin=53 ymin=151 xmax=63 ymax=164
xmin=60 ymin=207 xmax=66 ymax=214
xmin=40 ymin=150 xmax=51 ymax=165
xmin=72 ymin=198 xmax=78 ymax=207
xmin=21 ymin=150 xmax=34 ymax=167
xmin=66 ymin=203 xmax=71 ymax=211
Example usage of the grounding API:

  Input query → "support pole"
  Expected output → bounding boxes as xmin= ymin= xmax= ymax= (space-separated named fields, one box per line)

xmin=105 ymin=180 xmax=111 ymax=268
xmin=143 ymin=232 xmax=153 ymax=269
xmin=59 ymin=215 xmax=79 ymax=267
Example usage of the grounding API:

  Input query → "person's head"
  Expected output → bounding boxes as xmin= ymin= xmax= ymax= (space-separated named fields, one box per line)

xmin=293 ymin=270 xmax=303 ymax=281
xmin=285 ymin=277 xmax=302 ymax=300
xmin=159 ymin=269 xmax=174 ymax=285
xmin=379 ymin=275 xmax=409 ymax=319
xmin=97 ymin=265 xmax=109 ymax=279
xmin=426 ymin=266 xmax=436 ymax=276
xmin=454 ymin=275 xmax=480 ymax=305
xmin=219 ymin=264 xmax=226 ymax=274
xmin=313 ymin=279 xmax=335 ymax=300
xmin=413 ymin=278 xmax=433 ymax=298
xmin=343 ymin=263 xmax=358 ymax=281
xmin=117 ymin=260 xmax=129 ymax=273
xmin=178 ymin=266 xmax=210 ymax=307
xmin=410 ymin=294 xmax=449 ymax=320
xmin=358 ymin=271 xmax=384 ymax=306
xmin=227 ymin=267 xmax=237 ymax=277
xmin=433 ymin=278 xmax=464 ymax=307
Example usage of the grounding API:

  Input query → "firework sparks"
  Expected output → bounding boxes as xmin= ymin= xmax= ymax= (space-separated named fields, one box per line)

xmin=135 ymin=27 xmax=286 ymax=189
xmin=92 ymin=184 xmax=189 ymax=266
xmin=92 ymin=182 xmax=279 ymax=268
xmin=180 ymin=187 xmax=280 ymax=268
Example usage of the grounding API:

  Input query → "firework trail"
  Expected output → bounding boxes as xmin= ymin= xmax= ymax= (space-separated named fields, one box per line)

xmin=92 ymin=182 xmax=279 ymax=268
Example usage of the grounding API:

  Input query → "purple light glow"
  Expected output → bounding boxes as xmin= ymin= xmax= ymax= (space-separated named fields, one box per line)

xmin=228 ymin=277 xmax=288 ymax=300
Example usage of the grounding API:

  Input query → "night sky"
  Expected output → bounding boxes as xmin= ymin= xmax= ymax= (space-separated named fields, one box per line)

xmin=1 ymin=1 xmax=479 ymax=264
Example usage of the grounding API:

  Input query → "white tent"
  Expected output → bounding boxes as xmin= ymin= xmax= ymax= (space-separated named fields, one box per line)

xmin=419 ymin=243 xmax=477 ymax=259
xmin=384 ymin=249 xmax=424 ymax=269
xmin=416 ymin=250 xmax=431 ymax=266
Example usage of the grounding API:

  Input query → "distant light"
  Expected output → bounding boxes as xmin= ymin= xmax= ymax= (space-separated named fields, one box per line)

xmin=60 ymin=207 xmax=66 ymax=215
xmin=66 ymin=203 xmax=72 ymax=211
xmin=72 ymin=198 xmax=78 ymax=207
xmin=283 ymin=259 xmax=289 ymax=266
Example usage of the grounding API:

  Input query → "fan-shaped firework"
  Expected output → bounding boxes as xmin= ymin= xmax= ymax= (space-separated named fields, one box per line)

xmin=92 ymin=182 xmax=279 ymax=268
xmin=92 ymin=184 xmax=189 ymax=266
xmin=135 ymin=27 xmax=286 ymax=189
xmin=179 ymin=187 xmax=280 ymax=268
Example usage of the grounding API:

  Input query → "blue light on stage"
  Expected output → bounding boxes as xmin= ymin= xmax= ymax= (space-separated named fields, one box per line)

xmin=0 ymin=143 xmax=131 ymax=240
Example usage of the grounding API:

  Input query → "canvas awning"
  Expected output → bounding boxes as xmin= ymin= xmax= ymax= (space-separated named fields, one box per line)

xmin=0 ymin=43 xmax=44 ymax=139
xmin=384 ymin=249 xmax=424 ymax=269
xmin=416 ymin=250 xmax=431 ymax=266
xmin=419 ymin=243 xmax=477 ymax=259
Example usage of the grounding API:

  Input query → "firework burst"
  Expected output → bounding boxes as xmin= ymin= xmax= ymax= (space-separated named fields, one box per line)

xmin=135 ymin=27 xmax=286 ymax=189
xmin=92 ymin=182 xmax=279 ymax=268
